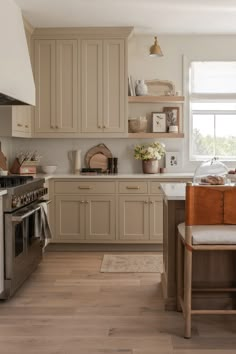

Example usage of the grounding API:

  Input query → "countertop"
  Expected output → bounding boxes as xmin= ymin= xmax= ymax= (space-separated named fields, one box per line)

xmin=0 ymin=190 xmax=7 ymax=197
xmin=160 ymin=183 xmax=186 ymax=200
xmin=37 ymin=172 xmax=194 ymax=181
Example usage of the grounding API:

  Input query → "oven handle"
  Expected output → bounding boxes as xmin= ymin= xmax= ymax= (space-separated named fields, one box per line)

xmin=11 ymin=205 xmax=41 ymax=222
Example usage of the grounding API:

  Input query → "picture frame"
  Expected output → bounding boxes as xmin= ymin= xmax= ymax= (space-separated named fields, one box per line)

xmin=152 ymin=112 xmax=167 ymax=133
xmin=165 ymin=151 xmax=182 ymax=171
xmin=163 ymin=107 xmax=180 ymax=131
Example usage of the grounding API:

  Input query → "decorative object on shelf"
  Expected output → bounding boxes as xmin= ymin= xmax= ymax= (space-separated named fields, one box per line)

xmin=128 ymin=75 xmax=136 ymax=96
xmin=85 ymin=143 xmax=112 ymax=173
xmin=128 ymin=117 xmax=147 ymax=133
xmin=152 ymin=112 xmax=167 ymax=132
xmin=145 ymin=79 xmax=175 ymax=96
xmin=149 ymin=36 xmax=163 ymax=57
xmin=134 ymin=141 xmax=166 ymax=174
xmin=135 ymin=80 xmax=148 ymax=96
xmin=163 ymin=107 xmax=180 ymax=132
xmin=165 ymin=151 xmax=181 ymax=171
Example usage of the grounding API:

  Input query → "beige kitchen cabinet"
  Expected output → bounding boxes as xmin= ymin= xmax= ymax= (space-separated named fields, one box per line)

xmin=34 ymin=39 xmax=78 ymax=134
xmin=85 ymin=195 xmax=116 ymax=241
xmin=0 ymin=106 xmax=31 ymax=138
xmin=55 ymin=195 xmax=85 ymax=241
xmin=81 ymin=39 xmax=126 ymax=134
xmin=118 ymin=195 xmax=163 ymax=242
xmin=53 ymin=181 xmax=116 ymax=242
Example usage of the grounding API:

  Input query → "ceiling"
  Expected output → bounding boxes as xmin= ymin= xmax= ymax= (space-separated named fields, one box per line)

xmin=15 ymin=0 xmax=236 ymax=34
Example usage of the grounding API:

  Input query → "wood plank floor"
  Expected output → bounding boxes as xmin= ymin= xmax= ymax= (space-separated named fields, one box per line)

xmin=0 ymin=251 xmax=236 ymax=353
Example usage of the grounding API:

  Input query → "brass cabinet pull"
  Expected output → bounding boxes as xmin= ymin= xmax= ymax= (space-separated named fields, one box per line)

xmin=144 ymin=200 xmax=149 ymax=204
xmin=98 ymin=125 xmax=102 ymax=129
xmin=85 ymin=200 xmax=89 ymax=204
xmin=149 ymin=201 xmax=154 ymax=204
xmin=50 ymin=125 xmax=54 ymax=129
xmin=25 ymin=125 xmax=29 ymax=128
xmin=17 ymin=123 xmax=23 ymax=127
xmin=80 ymin=200 xmax=85 ymax=203
xmin=56 ymin=125 xmax=59 ymax=129
xmin=126 ymin=186 xmax=140 ymax=190
xmin=78 ymin=186 xmax=92 ymax=190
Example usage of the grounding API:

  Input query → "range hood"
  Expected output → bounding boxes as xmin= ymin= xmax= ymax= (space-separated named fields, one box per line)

xmin=0 ymin=0 xmax=35 ymax=105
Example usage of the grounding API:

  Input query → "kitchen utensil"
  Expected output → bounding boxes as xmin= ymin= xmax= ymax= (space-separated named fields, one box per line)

xmin=85 ymin=144 xmax=112 ymax=169
xmin=89 ymin=153 xmax=108 ymax=172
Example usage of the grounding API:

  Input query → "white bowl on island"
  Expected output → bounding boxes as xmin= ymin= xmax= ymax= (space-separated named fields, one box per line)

xmin=41 ymin=165 xmax=57 ymax=174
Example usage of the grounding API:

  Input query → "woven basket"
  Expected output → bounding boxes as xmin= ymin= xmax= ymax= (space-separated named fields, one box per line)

xmin=128 ymin=119 xmax=147 ymax=133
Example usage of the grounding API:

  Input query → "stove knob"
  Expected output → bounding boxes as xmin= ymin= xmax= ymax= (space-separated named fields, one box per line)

xmin=12 ymin=196 xmax=17 ymax=208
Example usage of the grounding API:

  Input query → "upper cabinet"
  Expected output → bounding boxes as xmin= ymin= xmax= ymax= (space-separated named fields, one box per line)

xmin=34 ymin=39 xmax=78 ymax=135
xmin=81 ymin=39 xmax=125 ymax=134
xmin=31 ymin=27 xmax=132 ymax=137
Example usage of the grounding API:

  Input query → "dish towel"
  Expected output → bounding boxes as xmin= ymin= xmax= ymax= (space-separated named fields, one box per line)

xmin=34 ymin=202 xmax=52 ymax=248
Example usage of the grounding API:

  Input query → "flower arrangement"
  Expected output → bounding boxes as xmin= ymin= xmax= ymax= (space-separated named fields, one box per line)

xmin=134 ymin=141 xmax=165 ymax=161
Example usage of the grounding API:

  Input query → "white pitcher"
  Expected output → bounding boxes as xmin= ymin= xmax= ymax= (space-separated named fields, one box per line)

xmin=68 ymin=149 xmax=81 ymax=174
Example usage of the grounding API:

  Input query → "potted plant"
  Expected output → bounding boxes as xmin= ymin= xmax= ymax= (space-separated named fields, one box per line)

xmin=167 ymin=111 xmax=178 ymax=133
xmin=134 ymin=141 xmax=166 ymax=174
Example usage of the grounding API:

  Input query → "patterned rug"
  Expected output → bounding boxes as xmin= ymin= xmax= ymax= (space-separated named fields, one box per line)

xmin=100 ymin=254 xmax=163 ymax=273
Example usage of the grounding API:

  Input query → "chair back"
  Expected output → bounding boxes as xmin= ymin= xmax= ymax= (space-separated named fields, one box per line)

xmin=185 ymin=183 xmax=236 ymax=226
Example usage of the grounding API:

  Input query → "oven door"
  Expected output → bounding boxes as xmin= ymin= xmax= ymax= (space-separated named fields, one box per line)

xmin=4 ymin=203 xmax=44 ymax=296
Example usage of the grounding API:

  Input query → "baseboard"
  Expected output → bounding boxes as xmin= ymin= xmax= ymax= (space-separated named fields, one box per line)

xmin=45 ymin=243 xmax=163 ymax=252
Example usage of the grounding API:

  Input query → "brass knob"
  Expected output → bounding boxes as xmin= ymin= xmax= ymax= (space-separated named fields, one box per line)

xmin=56 ymin=125 xmax=59 ymax=129
xmin=144 ymin=201 xmax=149 ymax=204
xmin=25 ymin=125 xmax=29 ymax=128
xmin=98 ymin=125 xmax=102 ymax=129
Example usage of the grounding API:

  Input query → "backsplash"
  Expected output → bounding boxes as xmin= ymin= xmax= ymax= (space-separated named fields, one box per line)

xmin=8 ymin=137 xmax=188 ymax=174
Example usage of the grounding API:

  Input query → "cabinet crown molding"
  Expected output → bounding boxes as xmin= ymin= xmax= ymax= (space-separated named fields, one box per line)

xmin=33 ymin=27 xmax=134 ymax=39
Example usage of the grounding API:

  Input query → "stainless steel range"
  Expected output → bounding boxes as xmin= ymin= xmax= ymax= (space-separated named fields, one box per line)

xmin=0 ymin=176 xmax=49 ymax=299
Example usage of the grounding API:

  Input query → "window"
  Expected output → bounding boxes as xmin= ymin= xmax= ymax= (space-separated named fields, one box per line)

xmin=189 ymin=61 xmax=236 ymax=161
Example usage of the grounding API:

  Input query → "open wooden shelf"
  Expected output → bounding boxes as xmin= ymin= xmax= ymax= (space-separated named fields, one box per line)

xmin=128 ymin=133 xmax=184 ymax=138
xmin=128 ymin=95 xmax=185 ymax=103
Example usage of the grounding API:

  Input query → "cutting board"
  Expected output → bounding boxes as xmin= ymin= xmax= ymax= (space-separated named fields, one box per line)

xmin=0 ymin=142 xmax=7 ymax=171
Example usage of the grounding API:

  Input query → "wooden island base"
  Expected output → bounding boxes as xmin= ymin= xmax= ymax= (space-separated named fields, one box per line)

xmin=162 ymin=188 xmax=236 ymax=311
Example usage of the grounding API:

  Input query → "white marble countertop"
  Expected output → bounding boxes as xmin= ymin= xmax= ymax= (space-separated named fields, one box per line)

xmin=160 ymin=182 xmax=186 ymax=200
xmin=36 ymin=172 xmax=194 ymax=181
xmin=0 ymin=190 xmax=7 ymax=196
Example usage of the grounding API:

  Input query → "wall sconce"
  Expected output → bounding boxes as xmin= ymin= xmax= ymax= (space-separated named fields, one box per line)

xmin=149 ymin=36 xmax=163 ymax=57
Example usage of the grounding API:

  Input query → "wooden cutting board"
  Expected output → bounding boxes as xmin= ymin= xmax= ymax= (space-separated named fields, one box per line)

xmin=0 ymin=142 xmax=7 ymax=171
xmin=89 ymin=153 xmax=108 ymax=172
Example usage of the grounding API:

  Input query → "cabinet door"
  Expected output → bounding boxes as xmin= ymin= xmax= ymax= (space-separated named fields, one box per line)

xmin=85 ymin=196 xmax=115 ymax=240
xmin=34 ymin=40 xmax=56 ymax=133
xmin=55 ymin=196 xmax=85 ymax=241
xmin=149 ymin=196 xmax=163 ymax=243
xmin=103 ymin=39 xmax=125 ymax=132
xmin=81 ymin=40 xmax=103 ymax=133
xmin=119 ymin=196 xmax=149 ymax=241
xmin=56 ymin=40 xmax=78 ymax=132
xmin=12 ymin=106 xmax=31 ymax=137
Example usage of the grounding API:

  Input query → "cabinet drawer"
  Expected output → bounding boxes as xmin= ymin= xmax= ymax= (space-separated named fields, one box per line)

xmin=118 ymin=181 xmax=148 ymax=194
xmin=150 ymin=182 xmax=163 ymax=194
xmin=54 ymin=181 xmax=115 ymax=194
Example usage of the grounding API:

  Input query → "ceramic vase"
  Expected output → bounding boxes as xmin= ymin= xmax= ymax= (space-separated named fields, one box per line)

xmin=142 ymin=159 xmax=159 ymax=174
xmin=135 ymin=80 xmax=148 ymax=96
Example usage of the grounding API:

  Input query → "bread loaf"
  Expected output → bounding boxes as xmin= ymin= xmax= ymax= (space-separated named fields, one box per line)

xmin=201 ymin=175 xmax=225 ymax=185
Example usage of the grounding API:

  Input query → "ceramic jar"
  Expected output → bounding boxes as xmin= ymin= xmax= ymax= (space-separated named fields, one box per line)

xmin=135 ymin=80 xmax=148 ymax=96
xmin=142 ymin=159 xmax=159 ymax=174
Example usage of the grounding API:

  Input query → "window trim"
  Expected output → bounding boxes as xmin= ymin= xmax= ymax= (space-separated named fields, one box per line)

xmin=188 ymin=59 xmax=236 ymax=162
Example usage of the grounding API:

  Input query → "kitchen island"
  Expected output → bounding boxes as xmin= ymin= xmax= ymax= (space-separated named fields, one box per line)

xmin=161 ymin=183 xmax=236 ymax=311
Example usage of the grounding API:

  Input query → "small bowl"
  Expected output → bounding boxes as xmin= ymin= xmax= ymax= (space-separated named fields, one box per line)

xmin=0 ymin=170 xmax=8 ymax=176
xmin=41 ymin=165 xmax=57 ymax=174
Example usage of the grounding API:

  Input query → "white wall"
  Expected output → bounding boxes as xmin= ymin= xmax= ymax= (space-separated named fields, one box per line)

xmin=3 ymin=34 xmax=236 ymax=173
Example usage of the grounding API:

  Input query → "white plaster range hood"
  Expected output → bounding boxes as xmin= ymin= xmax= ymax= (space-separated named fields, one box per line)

xmin=0 ymin=0 xmax=35 ymax=105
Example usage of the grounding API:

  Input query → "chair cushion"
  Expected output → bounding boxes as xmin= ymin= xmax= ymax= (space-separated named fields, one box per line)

xmin=178 ymin=222 xmax=236 ymax=245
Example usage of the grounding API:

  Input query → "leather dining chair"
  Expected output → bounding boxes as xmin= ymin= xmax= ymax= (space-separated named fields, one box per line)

xmin=177 ymin=182 xmax=236 ymax=338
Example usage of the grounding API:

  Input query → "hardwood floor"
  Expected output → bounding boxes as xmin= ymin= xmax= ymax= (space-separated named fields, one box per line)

xmin=0 ymin=251 xmax=236 ymax=353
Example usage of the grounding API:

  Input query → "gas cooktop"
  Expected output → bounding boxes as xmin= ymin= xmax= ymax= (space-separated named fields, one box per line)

xmin=0 ymin=175 xmax=33 ymax=188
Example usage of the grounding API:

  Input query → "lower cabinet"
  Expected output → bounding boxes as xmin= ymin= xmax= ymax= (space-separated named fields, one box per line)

xmin=55 ymin=195 xmax=115 ymax=241
xmin=119 ymin=195 xmax=163 ymax=242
